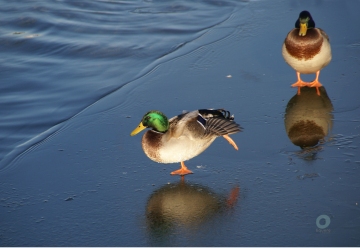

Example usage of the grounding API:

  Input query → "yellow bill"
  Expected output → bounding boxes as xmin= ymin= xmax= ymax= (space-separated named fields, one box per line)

xmin=130 ymin=122 xmax=146 ymax=136
xmin=299 ymin=22 xmax=307 ymax=36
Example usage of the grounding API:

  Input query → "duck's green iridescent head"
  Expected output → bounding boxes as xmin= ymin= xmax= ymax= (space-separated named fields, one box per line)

xmin=130 ymin=110 xmax=169 ymax=136
xmin=295 ymin=10 xmax=315 ymax=36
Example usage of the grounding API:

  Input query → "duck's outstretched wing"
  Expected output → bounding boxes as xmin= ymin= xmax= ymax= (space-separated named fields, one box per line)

xmin=198 ymin=109 xmax=242 ymax=137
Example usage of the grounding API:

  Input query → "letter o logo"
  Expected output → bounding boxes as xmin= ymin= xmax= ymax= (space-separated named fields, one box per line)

xmin=316 ymin=215 xmax=331 ymax=229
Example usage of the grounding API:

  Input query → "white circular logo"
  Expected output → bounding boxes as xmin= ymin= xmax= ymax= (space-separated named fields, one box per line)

xmin=316 ymin=215 xmax=331 ymax=229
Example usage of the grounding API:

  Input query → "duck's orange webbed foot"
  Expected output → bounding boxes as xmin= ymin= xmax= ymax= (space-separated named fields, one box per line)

xmin=170 ymin=161 xmax=193 ymax=176
xmin=308 ymin=71 xmax=322 ymax=96
xmin=222 ymin=134 xmax=238 ymax=150
xmin=291 ymin=72 xmax=308 ymax=95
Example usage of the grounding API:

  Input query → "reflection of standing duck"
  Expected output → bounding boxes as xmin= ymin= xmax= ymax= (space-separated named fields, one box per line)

xmin=282 ymin=11 xmax=332 ymax=96
xmin=146 ymin=180 xmax=239 ymax=231
xmin=284 ymin=87 xmax=333 ymax=148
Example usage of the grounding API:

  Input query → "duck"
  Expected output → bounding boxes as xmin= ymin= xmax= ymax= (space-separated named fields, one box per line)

xmin=282 ymin=10 xmax=332 ymax=96
xmin=130 ymin=108 xmax=242 ymax=176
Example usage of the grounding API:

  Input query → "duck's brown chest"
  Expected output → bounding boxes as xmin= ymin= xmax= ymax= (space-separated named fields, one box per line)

xmin=284 ymin=29 xmax=323 ymax=60
xmin=142 ymin=131 xmax=162 ymax=161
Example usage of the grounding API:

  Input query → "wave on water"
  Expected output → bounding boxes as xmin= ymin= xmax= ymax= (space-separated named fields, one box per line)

xmin=0 ymin=0 xmax=247 ymax=170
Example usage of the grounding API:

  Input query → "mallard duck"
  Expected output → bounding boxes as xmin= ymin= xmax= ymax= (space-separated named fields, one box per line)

xmin=282 ymin=10 xmax=332 ymax=96
xmin=130 ymin=109 xmax=242 ymax=176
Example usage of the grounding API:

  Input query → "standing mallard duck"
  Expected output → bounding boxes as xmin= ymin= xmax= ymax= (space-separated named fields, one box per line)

xmin=130 ymin=109 xmax=242 ymax=176
xmin=282 ymin=10 xmax=332 ymax=96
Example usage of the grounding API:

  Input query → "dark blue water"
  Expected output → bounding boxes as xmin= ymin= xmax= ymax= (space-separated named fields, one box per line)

xmin=1 ymin=0 xmax=360 ymax=246
xmin=0 ymin=0 xmax=239 ymax=167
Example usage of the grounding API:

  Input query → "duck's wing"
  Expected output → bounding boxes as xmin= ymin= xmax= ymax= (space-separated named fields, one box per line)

xmin=167 ymin=109 xmax=242 ymax=140
xmin=198 ymin=109 xmax=242 ymax=137
xmin=204 ymin=117 xmax=241 ymax=136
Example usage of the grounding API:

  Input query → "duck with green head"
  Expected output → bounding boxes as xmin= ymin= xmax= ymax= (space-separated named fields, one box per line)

xmin=130 ymin=109 xmax=242 ymax=176
xmin=282 ymin=10 xmax=332 ymax=96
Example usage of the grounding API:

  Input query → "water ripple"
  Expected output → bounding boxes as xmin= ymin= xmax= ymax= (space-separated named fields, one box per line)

xmin=0 ymin=0 xmax=240 ymax=169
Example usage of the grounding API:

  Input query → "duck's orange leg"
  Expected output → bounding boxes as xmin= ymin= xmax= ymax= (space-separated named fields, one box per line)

xmin=170 ymin=161 xmax=193 ymax=176
xmin=291 ymin=72 xmax=308 ymax=95
xmin=309 ymin=71 xmax=322 ymax=96
xmin=223 ymin=134 xmax=238 ymax=150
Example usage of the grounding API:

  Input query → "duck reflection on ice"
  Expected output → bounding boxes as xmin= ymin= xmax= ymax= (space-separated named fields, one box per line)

xmin=145 ymin=177 xmax=239 ymax=238
xmin=284 ymin=86 xmax=333 ymax=149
